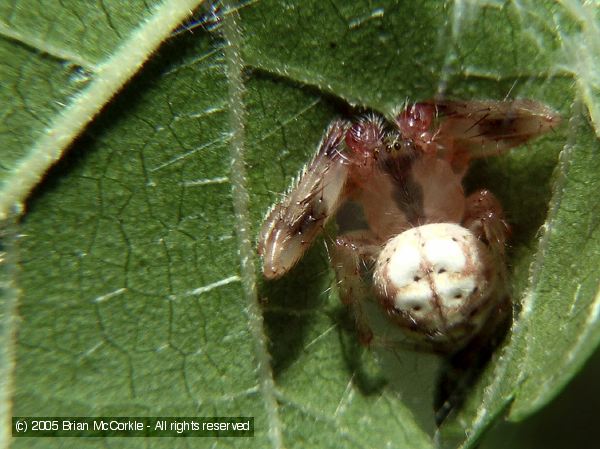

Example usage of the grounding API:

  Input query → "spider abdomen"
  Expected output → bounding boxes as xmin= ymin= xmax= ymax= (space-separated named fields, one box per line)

xmin=373 ymin=223 xmax=497 ymax=347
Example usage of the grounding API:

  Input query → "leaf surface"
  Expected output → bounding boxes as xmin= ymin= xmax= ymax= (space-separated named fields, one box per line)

xmin=1 ymin=1 xmax=599 ymax=449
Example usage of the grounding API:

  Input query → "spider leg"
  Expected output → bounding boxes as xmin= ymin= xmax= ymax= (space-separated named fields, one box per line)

xmin=461 ymin=188 xmax=512 ymax=345
xmin=259 ymin=119 xmax=352 ymax=279
xmin=331 ymin=231 xmax=381 ymax=345
xmin=431 ymin=99 xmax=560 ymax=159
xmin=462 ymin=189 xmax=510 ymax=260
xmin=462 ymin=188 xmax=512 ymax=337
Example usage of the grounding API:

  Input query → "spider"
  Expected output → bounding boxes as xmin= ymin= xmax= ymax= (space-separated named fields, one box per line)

xmin=258 ymin=99 xmax=560 ymax=353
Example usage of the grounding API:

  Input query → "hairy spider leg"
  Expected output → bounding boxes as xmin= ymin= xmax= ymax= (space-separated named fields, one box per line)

xmin=428 ymin=99 xmax=561 ymax=173
xmin=463 ymin=189 xmax=510 ymax=262
xmin=259 ymin=119 xmax=352 ymax=279
xmin=331 ymin=231 xmax=381 ymax=345
xmin=461 ymin=188 xmax=512 ymax=339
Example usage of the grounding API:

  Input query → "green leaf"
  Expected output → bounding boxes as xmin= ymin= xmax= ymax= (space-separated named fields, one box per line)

xmin=0 ymin=0 xmax=203 ymax=219
xmin=1 ymin=1 xmax=599 ymax=449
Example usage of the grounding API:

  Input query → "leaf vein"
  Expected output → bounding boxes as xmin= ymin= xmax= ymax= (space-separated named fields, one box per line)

xmin=222 ymin=4 xmax=283 ymax=448
xmin=0 ymin=0 xmax=206 ymax=220
xmin=0 ymin=19 xmax=97 ymax=71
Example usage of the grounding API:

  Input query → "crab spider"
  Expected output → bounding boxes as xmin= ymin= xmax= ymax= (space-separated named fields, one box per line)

xmin=258 ymin=99 xmax=559 ymax=352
